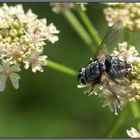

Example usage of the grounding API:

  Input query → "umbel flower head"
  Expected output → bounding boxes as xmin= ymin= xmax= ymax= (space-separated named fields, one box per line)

xmin=78 ymin=42 xmax=140 ymax=115
xmin=0 ymin=3 xmax=59 ymax=91
xmin=104 ymin=3 xmax=140 ymax=31
xmin=50 ymin=3 xmax=87 ymax=13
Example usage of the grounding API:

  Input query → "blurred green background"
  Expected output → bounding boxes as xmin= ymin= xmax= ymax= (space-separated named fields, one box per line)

xmin=0 ymin=2 xmax=140 ymax=137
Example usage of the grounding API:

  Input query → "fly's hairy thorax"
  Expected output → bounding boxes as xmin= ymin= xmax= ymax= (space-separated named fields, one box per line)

xmin=84 ymin=55 xmax=131 ymax=84
xmin=85 ymin=60 xmax=105 ymax=83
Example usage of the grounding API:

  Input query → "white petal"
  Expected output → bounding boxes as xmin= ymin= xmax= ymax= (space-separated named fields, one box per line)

xmin=1 ymin=60 xmax=9 ymax=68
xmin=48 ymin=23 xmax=60 ymax=34
xmin=32 ymin=65 xmax=43 ymax=73
xmin=10 ymin=73 xmax=20 ymax=89
xmin=38 ymin=56 xmax=47 ymax=66
xmin=77 ymin=84 xmax=90 ymax=88
xmin=126 ymin=127 xmax=140 ymax=138
xmin=48 ymin=35 xmax=59 ymax=43
xmin=32 ymin=67 xmax=37 ymax=73
xmin=24 ymin=63 xmax=30 ymax=69
xmin=0 ymin=75 xmax=7 ymax=92
xmin=77 ymin=84 xmax=86 ymax=88
xmin=11 ymin=64 xmax=21 ymax=72
xmin=39 ymin=55 xmax=47 ymax=60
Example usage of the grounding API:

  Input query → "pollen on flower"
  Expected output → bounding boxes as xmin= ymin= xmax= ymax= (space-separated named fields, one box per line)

xmin=104 ymin=3 xmax=140 ymax=31
xmin=0 ymin=3 xmax=59 ymax=91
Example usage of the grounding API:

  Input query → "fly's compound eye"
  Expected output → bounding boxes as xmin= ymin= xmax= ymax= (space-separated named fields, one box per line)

xmin=78 ymin=67 xmax=86 ymax=84
xmin=80 ymin=78 xmax=87 ymax=85
xmin=78 ymin=68 xmax=85 ymax=80
xmin=78 ymin=73 xmax=82 ymax=81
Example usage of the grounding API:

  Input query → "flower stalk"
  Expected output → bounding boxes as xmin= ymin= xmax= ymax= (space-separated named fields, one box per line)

xmin=47 ymin=59 xmax=77 ymax=77
xmin=130 ymin=102 xmax=140 ymax=131
xmin=63 ymin=10 xmax=95 ymax=53
xmin=77 ymin=6 xmax=101 ymax=46
xmin=106 ymin=103 xmax=129 ymax=137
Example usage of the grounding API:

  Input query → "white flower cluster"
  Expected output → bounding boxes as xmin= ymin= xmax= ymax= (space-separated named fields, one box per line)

xmin=102 ymin=42 xmax=140 ymax=114
xmin=115 ymin=42 xmax=140 ymax=101
xmin=0 ymin=3 xmax=59 ymax=91
xmin=126 ymin=127 xmax=140 ymax=138
xmin=50 ymin=3 xmax=87 ymax=13
xmin=104 ymin=3 xmax=140 ymax=31
xmin=78 ymin=42 xmax=140 ymax=115
xmin=100 ymin=42 xmax=140 ymax=115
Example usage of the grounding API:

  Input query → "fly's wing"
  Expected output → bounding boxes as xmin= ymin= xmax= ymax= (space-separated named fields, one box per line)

xmin=95 ymin=20 xmax=124 ymax=62
xmin=100 ymin=72 xmax=135 ymax=103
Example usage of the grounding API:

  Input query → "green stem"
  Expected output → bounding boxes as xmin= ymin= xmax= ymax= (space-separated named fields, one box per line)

xmin=77 ymin=7 xmax=101 ymax=46
xmin=63 ymin=10 xmax=95 ymax=53
xmin=129 ymin=102 xmax=140 ymax=131
xmin=106 ymin=104 xmax=129 ymax=137
xmin=130 ymin=102 xmax=139 ymax=118
xmin=47 ymin=59 xmax=77 ymax=77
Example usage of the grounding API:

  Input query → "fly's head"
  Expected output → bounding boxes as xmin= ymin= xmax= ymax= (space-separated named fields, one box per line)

xmin=78 ymin=67 xmax=87 ymax=85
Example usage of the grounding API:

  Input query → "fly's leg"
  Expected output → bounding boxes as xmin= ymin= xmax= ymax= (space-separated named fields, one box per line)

xmin=87 ymin=85 xmax=94 ymax=96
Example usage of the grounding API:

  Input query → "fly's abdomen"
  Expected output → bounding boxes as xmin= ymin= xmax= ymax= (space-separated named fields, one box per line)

xmin=105 ymin=56 xmax=130 ymax=79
